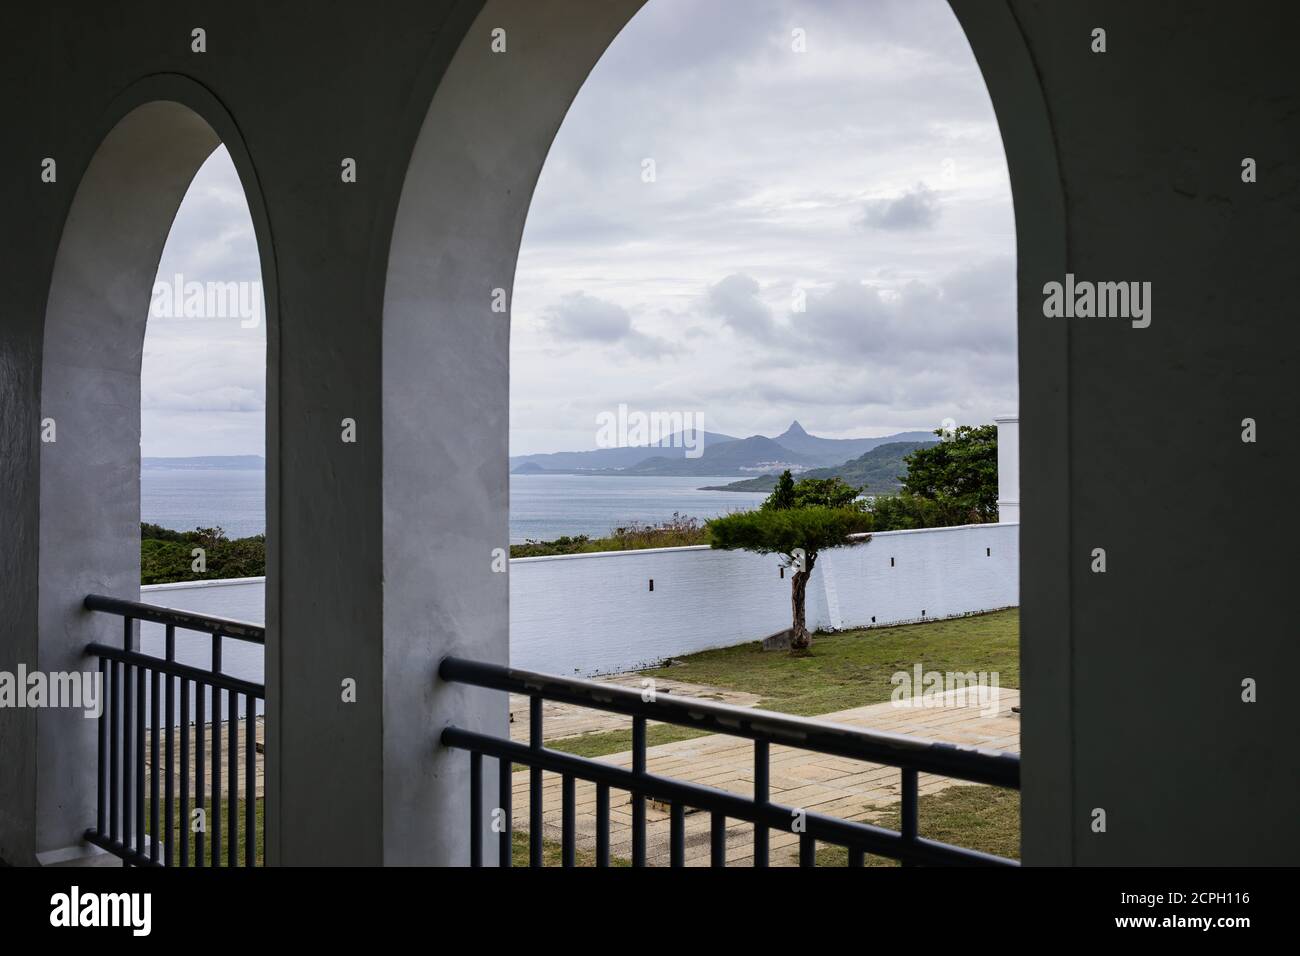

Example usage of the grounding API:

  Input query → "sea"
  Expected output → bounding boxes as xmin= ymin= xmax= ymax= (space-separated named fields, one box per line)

xmin=140 ymin=469 xmax=767 ymax=543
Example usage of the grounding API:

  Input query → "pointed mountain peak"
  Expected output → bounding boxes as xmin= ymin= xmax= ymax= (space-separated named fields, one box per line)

xmin=782 ymin=420 xmax=809 ymax=437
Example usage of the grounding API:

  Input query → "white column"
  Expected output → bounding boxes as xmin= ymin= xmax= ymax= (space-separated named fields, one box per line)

xmin=994 ymin=415 xmax=1020 ymax=524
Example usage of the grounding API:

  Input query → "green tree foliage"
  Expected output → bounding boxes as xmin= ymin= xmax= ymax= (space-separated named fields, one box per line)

xmin=140 ymin=524 xmax=266 ymax=584
xmin=707 ymin=472 xmax=871 ymax=651
xmin=895 ymin=424 xmax=998 ymax=525
xmin=788 ymin=476 xmax=862 ymax=509
xmin=863 ymin=492 xmax=945 ymax=531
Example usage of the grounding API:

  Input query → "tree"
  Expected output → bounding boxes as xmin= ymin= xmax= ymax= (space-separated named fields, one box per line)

xmin=706 ymin=472 xmax=871 ymax=652
xmin=897 ymin=424 xmax=998 ymax=525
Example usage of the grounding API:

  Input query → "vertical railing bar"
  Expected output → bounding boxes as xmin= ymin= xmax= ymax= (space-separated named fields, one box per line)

xmin=228 ymin=687 xmax=237 ymax=867
xmin=470 ymin=751 xmax=483 ymax=868
xmin=179 ymin=678 xmax=190 ymax=867
xmin=498 ymin=758 xmax=512 ymax=868
xmin=710 ymin=812 xmax=726 ymax=867
xmin=753 ymin=740 xmax=769 ymax=868
xmin=245 ymin=696 xmax=256 ymax=866
xmin=528 ymin=695 xmax=543 ymax=868
xmin=150 ymin=668 xmax=160 ymax=863
xmin=164 ymin=627 xmax=174 ymax=866
xmin=901 ymin=767 xmax=919 ymax=867
xmin=595 ymin=783 xmax=610 ymax=868
xmin=561 ymin=774 xmax=575 ymax=868
xmin=799 ymin=834 xmax=816 ymax=867
xmin=195 ymin=678 xmax=205 ymax=867
xmin=848 ymin=848 xmax=865 ymax=867
xmin=211 ymin=635 xmax=221 ymax=867
xmin=110 ymin=660 xmax=119 ymax=844
xmin=670 ymin=803 xmax=685 ymax=867
xmin=122 ymin=633 xmax=134 ymax=857
xmin=96 ymin=657 xmax=107 ymax=837
xmin=632 ymin=715 xmax=647 ymax=867
xmin=135 ymin=664 xmax=145 ymax=859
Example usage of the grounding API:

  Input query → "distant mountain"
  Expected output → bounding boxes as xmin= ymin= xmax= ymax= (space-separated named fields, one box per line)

xmin=510 ymin=422 xmax=937 ymax=477
xmin=511 ymin=461 xmax=549 ymax=474
xmin=700 ymin=440 xmax=938 ymax=493
xmin=142 ymin=455 xmax=264 ymax=470
xmin=618 ymin=434 xmax=825 ymax=477
xmin=771 ymin=421 xmax=936 ymax=466
xmin=508 ymin=429 xmax=738 ymax=473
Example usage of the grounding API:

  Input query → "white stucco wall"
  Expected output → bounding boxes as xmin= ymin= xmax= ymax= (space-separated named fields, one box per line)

xmin=142 ymin=521 xmax=1019 ymax=679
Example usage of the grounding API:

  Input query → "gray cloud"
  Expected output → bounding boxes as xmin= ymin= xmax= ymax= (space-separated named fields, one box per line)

xmin=859 ymin=183 xmax=941 ymax=231
xmin=704 ymin=273 xmax=778 ymax=340
xmin=542 ymin=291 xmax=682 ymax=358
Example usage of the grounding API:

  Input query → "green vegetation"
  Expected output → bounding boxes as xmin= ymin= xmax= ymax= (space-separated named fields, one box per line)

xmin=540 ymin=610 xmax=1018 ymax=762
xmin=702 ymin=440 xmax=934 ymax=494
xmin=142 ymin=796 xmax=264 ymax=866
xmin=877 ymin=424 xmax=999 ymax=529
xmin=510 ymin=829 xmax=631 ymax=866
xmin=707 ymin=473 xmax=872 ymax=651
xmin=141 ymin=524 xmax=265 ymax=585
xmin=815 ymin=784 xmax=1020 ymax=865
xmin=509 ymin=513 xmax=709 ymax=558
xmin=704 ymin=425 xmax=1001 ymax=534
xmin=644 ymin=608 xmax=1018 ymax=717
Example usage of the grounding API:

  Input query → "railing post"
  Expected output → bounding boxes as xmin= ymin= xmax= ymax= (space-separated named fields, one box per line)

xmin=164 ymin=625 xmax=174 ymax=865
xmin=529 ymin=696 xmax=543 ymax=867
xmin=901 ymin=767 xmax=919 ymax=866
xmin=754 ymin=740 xmax=769 ymax=867
xmin=632 ymin=716 xmax=647 ymax=867
xmin=470 ymin=751 xmax=483 ymax=868
xmin=211 ymin=634 xmax=221 ymax=867
xmin=498 ymin=758 xmax=512 ymax=868
xmin=595 ymin=783 xmax=610 ymax=868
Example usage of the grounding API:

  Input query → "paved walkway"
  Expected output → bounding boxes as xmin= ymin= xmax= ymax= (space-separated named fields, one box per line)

xmin=508 ymin=675 xmax=763 ymax=742
xmin=146 ymin=716 xmax=265 ymax=800
xmin=510 ymin=686 xmax=1021 ymax=866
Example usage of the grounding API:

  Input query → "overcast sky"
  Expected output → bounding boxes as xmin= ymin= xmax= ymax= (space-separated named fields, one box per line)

xmin=142 ymin=0 xmax=1015 ymax=458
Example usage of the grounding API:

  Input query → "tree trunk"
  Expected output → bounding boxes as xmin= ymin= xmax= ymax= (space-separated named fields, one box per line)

xmin=790 ymin=558 xmax=815 ymax=651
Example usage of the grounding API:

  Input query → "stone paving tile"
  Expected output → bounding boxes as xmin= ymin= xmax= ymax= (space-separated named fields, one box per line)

xmin=508 ymin=676 xmax=763 ymax=743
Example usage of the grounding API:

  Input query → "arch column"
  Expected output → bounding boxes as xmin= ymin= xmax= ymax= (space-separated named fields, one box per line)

xmin=26 ymin=80 xmax=275 ymax=864
xmin=377 ymin=0 xmax=646 ymax=865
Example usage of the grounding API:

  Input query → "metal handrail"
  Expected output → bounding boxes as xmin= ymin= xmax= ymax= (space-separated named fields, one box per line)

xmin=439 ymin=656 xmax=1019 ymax=788
xmin=84 ymin=593 xmax=265 ymax=644
xmin=439 ymin=655 xmax=1021 ymax=867
xmin=83 ymin=593 xmax=264 ymax=867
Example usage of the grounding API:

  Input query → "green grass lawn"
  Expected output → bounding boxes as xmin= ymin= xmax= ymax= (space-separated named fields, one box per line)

xmin=510 ymin=829 xmax=630 ymax=866
xmin=544 ymin=609 xmax=1018 ymax=760
xmin=142 ymin=797 xmax=264 ymax=866
xmin=815 ymin=784 xmax=1020 ymax=865
xmin=536 ymin=610 xmax=1021 ymax=864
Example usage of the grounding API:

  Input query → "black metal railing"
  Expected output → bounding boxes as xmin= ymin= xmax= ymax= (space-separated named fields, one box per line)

xmin=440 ymin=656 xmax=1020 ymax=867
xmin=83 ymin=594 xmax=264 ymax=866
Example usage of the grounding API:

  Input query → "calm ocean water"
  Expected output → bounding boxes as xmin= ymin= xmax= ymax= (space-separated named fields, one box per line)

xmin=141 ymin=469 xmax=766 ymax=543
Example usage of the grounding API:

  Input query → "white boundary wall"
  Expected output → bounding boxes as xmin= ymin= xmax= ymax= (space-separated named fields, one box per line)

xmin=511 ymin=522 xmax=1018 ymax=675
xmin=142 ymin=522 xmax=1018 ymax=679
